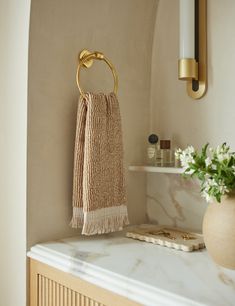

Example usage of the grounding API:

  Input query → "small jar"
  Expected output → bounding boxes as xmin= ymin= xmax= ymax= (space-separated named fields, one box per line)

xmin=160 ymin=140 xmax=172 ymax=166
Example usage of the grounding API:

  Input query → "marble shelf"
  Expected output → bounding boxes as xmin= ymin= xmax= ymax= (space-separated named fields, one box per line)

xmin=129 ymin=165 xmax=184 ymax=174
xmin=28 ymin=226 xmax=235 ymax=306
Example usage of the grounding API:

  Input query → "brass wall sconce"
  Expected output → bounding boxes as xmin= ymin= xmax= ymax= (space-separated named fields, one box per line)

xmin=178 ymin=0 xmax=207 ymax=99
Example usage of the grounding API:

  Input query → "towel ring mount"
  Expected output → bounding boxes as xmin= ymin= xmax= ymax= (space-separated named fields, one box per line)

xmin=76 ymin=49 xmax=118 ymax=97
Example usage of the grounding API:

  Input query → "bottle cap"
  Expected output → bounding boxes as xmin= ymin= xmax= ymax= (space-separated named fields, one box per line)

xmin=148 ymin=134 xmax=159 ymax=144
xmin=160 ymin=140 xmax=171 ymax=149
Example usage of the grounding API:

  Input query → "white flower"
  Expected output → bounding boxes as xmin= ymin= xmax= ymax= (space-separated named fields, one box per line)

xmin=202 ymin=190 xmax=213 ymax=203
xmin=180 ymin=151 xmax=195 ymax=168
xmin=177 ymin=143 xmax=234 ymax=203
xmin=176 ymin=146 xmax=196 ymax=169
xmin=217 ymin=180 xmax=229 ymax=194
xmin=205 ymin=157 xmax=212 ymax=167
xmin=217 ymin=152 xmax=230 ymax=162
xmin=204 ymin=178 xmax=218 ymax=191
xmin=201 ymin=177 xmax=219 ymax=202
xmin=215 ymin=144 xmax=230 ymax=162
xmin=212 ymin=164 xmax=217 ymax=170
xmin=202 ymin=176 xmax=229 ymax=202
xmin=185 ymin=146 xmax=195 ymax=155
xmin=175 ymin=148 xmax=182 ymax=159
xmin=174 ymin=146 xmax=196 ymax=169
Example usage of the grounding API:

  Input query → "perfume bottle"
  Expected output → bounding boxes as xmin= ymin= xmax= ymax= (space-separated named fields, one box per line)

xmin=160 ymin=140 xmax=172 ymax=166
xmin=147 ymin=134 xmax=159 ymax=165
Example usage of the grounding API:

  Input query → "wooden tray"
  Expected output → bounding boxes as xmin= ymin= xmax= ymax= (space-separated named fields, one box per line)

xmin=126 ymin=225 xmax=205 ymax=252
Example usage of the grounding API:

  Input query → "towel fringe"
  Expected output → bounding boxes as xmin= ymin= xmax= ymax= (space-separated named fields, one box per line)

xmin=70 ymin=206 xmax=84 ymax=228
xmin=70 ymin=205 xmax=129 ymax=235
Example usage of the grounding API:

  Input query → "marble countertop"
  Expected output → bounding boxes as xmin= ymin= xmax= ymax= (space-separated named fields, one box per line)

xmin=28 ymin=227 xmax=235 ymax=306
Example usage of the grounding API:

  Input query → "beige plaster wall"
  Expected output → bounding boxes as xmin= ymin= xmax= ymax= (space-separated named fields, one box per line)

xmin=27 ymin=0 xmax=158 ymax=247
xmin=0 ymin=1 xmax=30 ymax=305
xmin=4 ymin=0 xmax=235 ymax=303
xmin=148 ymin=0 xmax=235 ymax=230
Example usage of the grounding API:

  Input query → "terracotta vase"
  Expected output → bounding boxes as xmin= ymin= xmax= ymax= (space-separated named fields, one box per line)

xmin=202 ymin=193 xmax=235 ymax=269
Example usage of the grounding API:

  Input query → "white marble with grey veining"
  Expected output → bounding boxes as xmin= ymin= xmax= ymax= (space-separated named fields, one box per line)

xmin=147 ymin=173 xmax=208 ymax=231
xmin=28 ymin=227 xmax=235 ymax=306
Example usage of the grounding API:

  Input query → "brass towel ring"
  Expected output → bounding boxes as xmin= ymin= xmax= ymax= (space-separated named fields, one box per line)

xmin=76 ymin=49 xmax=118 ymax=97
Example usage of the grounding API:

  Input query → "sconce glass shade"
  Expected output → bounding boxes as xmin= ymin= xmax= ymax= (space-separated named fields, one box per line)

xmin=179 ymin=0 xmax=195 ymax=59
xmin=179 ymin=0 xmax=197 ymax=81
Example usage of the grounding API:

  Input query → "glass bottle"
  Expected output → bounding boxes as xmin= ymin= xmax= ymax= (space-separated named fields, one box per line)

xmin=147 ymin=134 xmax=159 ymax=166
xmin=160 ymin=140 xmax=172 ymax=166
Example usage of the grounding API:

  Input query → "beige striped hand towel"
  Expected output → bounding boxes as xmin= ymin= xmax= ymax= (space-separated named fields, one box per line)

xmin=70 ymin=92 xmax=129 ymax=235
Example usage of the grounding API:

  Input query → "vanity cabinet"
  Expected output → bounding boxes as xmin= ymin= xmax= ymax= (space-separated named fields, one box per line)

xmin=28 ymin=233 xmax=235 ymax=306
xmin=29 ymin=259 xmax=139 ymax=306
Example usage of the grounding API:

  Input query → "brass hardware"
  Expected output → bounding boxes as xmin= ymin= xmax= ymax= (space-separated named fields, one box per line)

xmin=179 ymin=0 xmax=207 ymax=99
xmin=79 ymin=49 xmax=94 ymax=68
xmin=178 ymin=58 xmax=198 ymax=80
xmin=181 ymin=234 xmax=197 ymax=240
xmin=148 ymin=230 xmax=176 ymax=240
xmin=76 ymin=49 xmax=118 ymax=97
xmin=148 ymin=229 xmax=196 ymax=241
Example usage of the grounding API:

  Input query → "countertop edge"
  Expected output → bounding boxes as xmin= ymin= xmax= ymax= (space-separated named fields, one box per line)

xmin=27 ymin=245 xmax=203 ymax=306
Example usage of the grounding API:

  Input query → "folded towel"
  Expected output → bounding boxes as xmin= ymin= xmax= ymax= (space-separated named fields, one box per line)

xmin=70 ymin=92 xmax=129 ymax=235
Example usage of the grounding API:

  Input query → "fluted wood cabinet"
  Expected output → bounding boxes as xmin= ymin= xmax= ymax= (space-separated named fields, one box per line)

xmin=29 ymin=259 xmax=139 ymax=306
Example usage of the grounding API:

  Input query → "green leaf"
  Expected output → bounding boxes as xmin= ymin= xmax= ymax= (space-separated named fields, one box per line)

xmin=202 ymin=143 xmax=209 ymax=158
